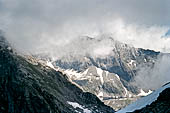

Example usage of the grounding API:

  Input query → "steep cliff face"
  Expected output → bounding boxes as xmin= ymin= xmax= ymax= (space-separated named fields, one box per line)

xmin=54 ymin=37 xmax=159 ymax=83
xmin=0 ymin=36 xmax=115 ymax=113
xmin=54 ymin=37 xmax=159 ymax=96
xmin=64 ymin=66 xmax=139 ymax=111
xmin=50 ymin=37 xmax=159 ymax=110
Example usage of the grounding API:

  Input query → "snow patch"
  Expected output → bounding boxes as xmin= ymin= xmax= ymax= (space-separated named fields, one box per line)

xmin=97 ymin=92 xmax=103 ymax=100
xmin=115 ymin=74 xmax=120 ymax=81
xmin=46 ymin=61 xmax=59 ymax=71
xmin=7 ymin=47 xmax=12 ymax=51
xmin=137 ymin=89 xmax=153 ymax=97
xmin=64 ymin=69 xmax=82 ymax=78
xmin=96 ymin=67 xmax=104 ymax=84
xmin=106 ymin=71 xmax=109 ymax=77
xmin=67 ymin=101 xmax=91 ymax=113
xmin=128 ymin=60 xmax=136 ymax=67
xmin=144 ymin=58 xmax=147 ymax=62
xmin=117 ymin=83 xmax=170 ymax=113
xmin=46 ymin=61 xmax=55 ymax=69
xmin=123 ymin=86 xmax=128 ymax=97
xmin=82 ymin=68 xmax=89 ymax=75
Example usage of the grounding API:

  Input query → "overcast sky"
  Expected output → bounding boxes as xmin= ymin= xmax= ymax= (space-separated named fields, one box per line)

xmin=0 ymin=0 xmax=170 ymax=89
xmin=0 ymin=0 xmax=170 ymax=54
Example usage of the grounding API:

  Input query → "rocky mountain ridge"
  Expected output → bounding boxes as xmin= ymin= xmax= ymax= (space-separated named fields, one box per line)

xmin=32 ymin=36 xmax=168 ymax=111
xmin=0 ymin=36 xmax=115 ymax=113
xmin=45 ymin=36 xmax=160 ymax=110
xmin=63 ymin=66 xmax=152 ymax=111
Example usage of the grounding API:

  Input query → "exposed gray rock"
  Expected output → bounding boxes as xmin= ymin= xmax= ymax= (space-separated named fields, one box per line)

xmin=34 ymin=36 xmax=163 ymax=111
xmin=50 ymin=37 xmax=160 ymax=110
xmin=0 ymin=36 xmax=115 ymax=113
xmin=64 ymin=66 xmax=139 ymax=111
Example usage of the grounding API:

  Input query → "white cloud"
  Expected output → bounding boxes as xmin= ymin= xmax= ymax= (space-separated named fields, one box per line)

xmin=133 ymin=55 xmax=170 ymax=90
xmin=93 ymin=46 xmax=113 ymax=57
xmin=0 ymin=0 xmax=170 ymax=89
xmin=0 ymin=0 xmax=170 ymax=55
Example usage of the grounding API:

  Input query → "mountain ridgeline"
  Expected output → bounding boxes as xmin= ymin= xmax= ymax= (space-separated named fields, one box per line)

xmin=0 ymin=35 xmax=115 ymax=112
xmin=55 ymin=37 xmax=160 ymax=81
xmin=32 ymin=36 xmax=163 ymax=111
xmin=49 ymin=37 xmax=161 ymax=110
xmin=1 ymin=33 xmax=169 ymax=113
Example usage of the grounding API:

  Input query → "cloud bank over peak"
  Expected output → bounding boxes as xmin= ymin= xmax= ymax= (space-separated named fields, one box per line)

xmin=0 ymin=0 xmax=170 ymax=55
xmin=0 ymin=0 xmax=170 ymax=90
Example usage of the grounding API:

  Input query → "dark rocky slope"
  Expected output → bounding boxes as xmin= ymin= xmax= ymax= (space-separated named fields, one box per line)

xmin=50 ymin=37 xmax=161 ymax=110
xmin=54 ymin=37 xmax=160 ymax=93
xmin=116 ymin=83 xmax=170 ymax=113
xmin=132 ymin=88 xmax=170 ymax=113
xmin=0 ymin=36 xmax=114 ymax=113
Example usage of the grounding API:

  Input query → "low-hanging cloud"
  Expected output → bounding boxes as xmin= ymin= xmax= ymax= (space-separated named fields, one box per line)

xmin=133 ymin=54 xmax=170 ymax=90
xmin=0 ymin=0 xmax=170 ymax=54
xmin=0 ymin=0 xmax=170 ymax=89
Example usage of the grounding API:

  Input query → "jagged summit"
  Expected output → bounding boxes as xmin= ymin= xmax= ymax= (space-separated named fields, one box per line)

xmin=38 ymin=36 xmax=160 ymax=110
xmin=54 ymin=36 xmax=159 ymax=82
xmin=32 ymin=35 xmax=162 ymax=110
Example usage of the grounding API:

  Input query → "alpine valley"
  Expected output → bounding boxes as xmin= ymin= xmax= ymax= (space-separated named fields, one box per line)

xmin=1 ymin=33 xmax=170 ymax=113
xmin=34 ymin=36 xmax=167 ymax=111
xmin=0 ymin=33 xmax=114 ymax=113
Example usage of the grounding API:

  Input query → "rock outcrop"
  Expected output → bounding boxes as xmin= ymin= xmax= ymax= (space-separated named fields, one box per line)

xmin=0 ymin=36 xmax=115 ymax=113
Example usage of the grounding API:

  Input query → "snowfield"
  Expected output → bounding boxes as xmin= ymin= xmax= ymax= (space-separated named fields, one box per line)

xmin=67 ymin=101 xmax=91 ymax=113
xmin=116 ymin=83 xmax=170 ymax=113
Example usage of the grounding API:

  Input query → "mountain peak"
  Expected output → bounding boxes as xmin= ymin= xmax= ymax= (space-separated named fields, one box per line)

xmin=0 ymin=36 xmax=115 ymax=113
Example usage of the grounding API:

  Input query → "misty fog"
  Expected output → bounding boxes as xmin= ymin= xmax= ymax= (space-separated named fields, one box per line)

xmin=0 ymin=0 xmax=170 ymax=90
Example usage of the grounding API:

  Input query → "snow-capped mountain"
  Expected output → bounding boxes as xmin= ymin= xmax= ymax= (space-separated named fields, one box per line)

xmin=54 ymin=36 xmax=159 ymax=83
xmin=63 ymin=66 xmax=153 ymax=111
xmin=0 ymin=35 xmax=115 ymax=112
xmin=117 ymin=82 xmax=170 ymax=113
xmin=46 ymin=36 xmax=160 ymax=110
